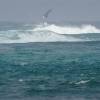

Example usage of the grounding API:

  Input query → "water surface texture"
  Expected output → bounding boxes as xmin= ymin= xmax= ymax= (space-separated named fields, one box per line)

xmin=0 ymin=23 xmax=100 ymax=100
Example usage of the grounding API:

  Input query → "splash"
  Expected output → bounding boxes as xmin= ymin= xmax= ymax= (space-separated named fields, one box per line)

xmin=33 ymin=24 xmax=100 ymax=34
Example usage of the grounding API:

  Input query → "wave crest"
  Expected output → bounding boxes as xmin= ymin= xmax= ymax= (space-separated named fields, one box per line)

xmin=33 ymin=24 xmax=100 ymax=34
xmin=0 ymin=23 xmax=100 ymax=43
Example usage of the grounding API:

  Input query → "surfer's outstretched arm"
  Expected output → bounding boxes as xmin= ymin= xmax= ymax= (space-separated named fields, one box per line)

xmin=43 ymin=9 xmax=52 ymax=19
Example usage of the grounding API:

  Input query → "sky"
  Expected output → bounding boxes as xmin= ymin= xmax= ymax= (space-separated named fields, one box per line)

xmin=0 ymin=0 xmax=99 ymax=22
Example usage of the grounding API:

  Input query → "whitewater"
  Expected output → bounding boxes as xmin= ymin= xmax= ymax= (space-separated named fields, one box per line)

xmin=0 ymin=22 xmax=100 ymax=100
xmin=0 ymin=23 xmax=100 ymax=43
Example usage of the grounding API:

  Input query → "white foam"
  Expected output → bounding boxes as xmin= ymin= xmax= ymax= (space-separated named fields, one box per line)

xmin=0 ymin=23 xmax=100 ymax=43
xmin=18 ymin=79 xmax=24 ymax=82
xmin=75 ymin=80 xmax=90 ymax=85
xmin=33 ymin=24 xmax=100 ymax=34
xmin=0 ymin=31 xmax=82 ymax=43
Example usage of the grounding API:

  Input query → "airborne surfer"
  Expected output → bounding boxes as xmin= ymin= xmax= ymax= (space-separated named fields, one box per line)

xmin=43 ymin=9 xmax=53 ymax=24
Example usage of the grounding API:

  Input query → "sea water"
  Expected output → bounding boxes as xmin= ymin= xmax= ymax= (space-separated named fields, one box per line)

xmin=0 ymin=22 xmax=100 ymax=100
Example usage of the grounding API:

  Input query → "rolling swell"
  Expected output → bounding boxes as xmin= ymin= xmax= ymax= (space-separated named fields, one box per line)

xmin=0 ymin=23 xmax=100 ymax=43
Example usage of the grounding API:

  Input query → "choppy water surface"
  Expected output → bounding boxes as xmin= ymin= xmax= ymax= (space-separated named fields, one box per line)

xmin=0 ymin=23 xmax=100 ymax=100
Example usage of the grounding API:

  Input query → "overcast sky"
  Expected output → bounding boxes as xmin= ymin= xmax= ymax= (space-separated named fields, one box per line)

xmin=0 ymin=0 xmax=99 ymax=22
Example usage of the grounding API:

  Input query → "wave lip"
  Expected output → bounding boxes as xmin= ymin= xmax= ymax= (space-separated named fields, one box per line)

xmin=33 ymin=24 xmax=100 ymax=34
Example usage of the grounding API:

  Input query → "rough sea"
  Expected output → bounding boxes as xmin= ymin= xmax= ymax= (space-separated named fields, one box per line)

xmin=0 ymin=22 xmax=100 ymax=100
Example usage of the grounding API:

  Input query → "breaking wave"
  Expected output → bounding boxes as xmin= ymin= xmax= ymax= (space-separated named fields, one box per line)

xmin=0 ymin=23 xmax=100 ymax=43
xmin=34 ymin=23 xmax=100 ymax=34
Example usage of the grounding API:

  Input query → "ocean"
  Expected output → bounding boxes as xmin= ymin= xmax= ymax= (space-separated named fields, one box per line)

xmin=0 ymin=22 xmax=100 ymax=100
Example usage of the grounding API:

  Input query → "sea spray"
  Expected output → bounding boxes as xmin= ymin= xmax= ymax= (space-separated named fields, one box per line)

xmin=0 ymin=23 xmax=100 ymax=43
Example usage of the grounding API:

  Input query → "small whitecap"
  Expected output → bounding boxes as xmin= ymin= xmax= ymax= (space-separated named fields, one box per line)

xmin=18 ymin=79 xmax=24 ymax=82
xmin=20 ymin=62 xmax=28 ymax=66
xmin=75 ymin=80 xmax=90 ymax=85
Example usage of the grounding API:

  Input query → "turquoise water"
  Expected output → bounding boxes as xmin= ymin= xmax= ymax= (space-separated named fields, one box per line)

xmin=0 ymin=23 xmax=100 ymax=100
xmin=0 ymin=42 xmax=100 ymax=100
